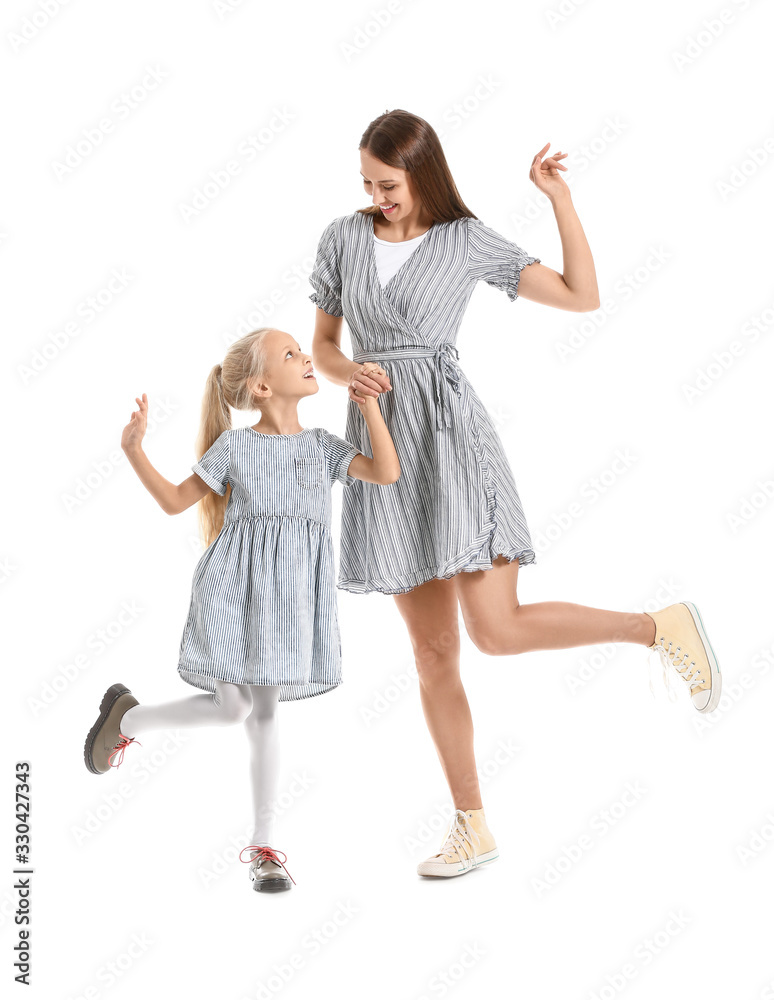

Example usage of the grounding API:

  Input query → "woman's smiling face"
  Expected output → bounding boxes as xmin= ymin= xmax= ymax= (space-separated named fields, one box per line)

xmin=360 ymin=148 xmax=418 ymax=223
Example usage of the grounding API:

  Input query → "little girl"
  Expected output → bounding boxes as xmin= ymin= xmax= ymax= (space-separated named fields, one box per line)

xmin=83 ymin=326 xmax=399 ymax=892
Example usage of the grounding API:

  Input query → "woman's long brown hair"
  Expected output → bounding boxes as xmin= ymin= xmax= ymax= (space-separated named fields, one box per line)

xmin=357 ymin=109 xmax=477 ymax=224
xmin=195 ymin=326 xmax=274 ymax=549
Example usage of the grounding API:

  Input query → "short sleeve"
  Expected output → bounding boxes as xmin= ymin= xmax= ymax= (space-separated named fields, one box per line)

xmin=467 ymin=217 xmax=540 ymax=302
xmin=308 ymin=219 xmax=344 ymax=317
xmin=316 ymin=428 xmax=360 ymax=487
xmin=193 ymin=431 xmax=230 ymax=496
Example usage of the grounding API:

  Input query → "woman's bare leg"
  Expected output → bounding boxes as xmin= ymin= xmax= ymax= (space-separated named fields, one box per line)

xmin=454 ymin=556 xmax=656 ymax=656
xmin=393 ymin=578 xmax=483 ymax=811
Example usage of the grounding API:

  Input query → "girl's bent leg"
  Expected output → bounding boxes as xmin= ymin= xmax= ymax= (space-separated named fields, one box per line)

xmin=455 ymin=556 xmax=657 ymax=656
xmin=120 ymin=679 xmax=253 ymax=738
xmin=243 ymin=686 xmax=281 ymax=846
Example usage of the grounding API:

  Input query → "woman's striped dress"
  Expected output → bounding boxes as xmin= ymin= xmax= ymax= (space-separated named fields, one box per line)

xmin=177 ymin=426 xmax=360 ymax=700
xmin=309 ymin=210 xmax=541 ymax=596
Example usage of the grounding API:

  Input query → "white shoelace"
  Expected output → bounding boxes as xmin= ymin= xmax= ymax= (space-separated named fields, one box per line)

xmin=646 ymin=638 xmax=705 ymax=703
xmin=435 ymin=809 xmax=481 ymax=862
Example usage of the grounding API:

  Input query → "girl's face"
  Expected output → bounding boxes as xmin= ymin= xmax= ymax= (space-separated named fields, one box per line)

xmin=253 ymin=329 xmax=317 ymax=401
xmin=360 ymin=148 xmax=423 ymax=225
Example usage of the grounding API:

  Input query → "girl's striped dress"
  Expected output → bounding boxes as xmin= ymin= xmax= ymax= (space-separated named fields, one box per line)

xmin=177 ymin=426 xmax=360 ymax=701
xmin=309 ymin=210 xmax=541 ymax=596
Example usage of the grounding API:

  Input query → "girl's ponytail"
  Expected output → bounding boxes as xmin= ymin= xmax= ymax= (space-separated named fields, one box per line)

xmin=196 ymin=363 xmax=232 ymax=549
xmin=194 ymin=327 xmax=273 ymax=550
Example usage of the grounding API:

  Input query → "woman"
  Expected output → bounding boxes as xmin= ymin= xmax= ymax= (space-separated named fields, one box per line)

xmin=309 ymin=109 xmax=721 ymax=879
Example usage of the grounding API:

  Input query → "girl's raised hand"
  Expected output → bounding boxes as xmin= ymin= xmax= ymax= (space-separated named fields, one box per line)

xmin=528 ymin=143 xmax=569 ymax=200
xmin=121 ymin=393 xmax=149 ymax=452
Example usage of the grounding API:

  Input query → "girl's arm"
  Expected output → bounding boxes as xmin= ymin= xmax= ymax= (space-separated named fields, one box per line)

xmin=348 ymin=394 xmax=401 ymax=485
xmin=516 ymin=144 xmax=600 ymax=313
xmin=312 ymin=308 xmax=392 ymax=400
xmin=311 ymin=314 xmax=399 ymax=484
xmin=121 ymin=394 xmax=211 ymax=515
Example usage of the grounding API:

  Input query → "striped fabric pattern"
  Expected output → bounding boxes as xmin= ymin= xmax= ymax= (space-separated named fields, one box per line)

xmin=308 ymin=210 xmax=541 ymax=596
xmin=178 ymin=426 xmax=360 ymax=701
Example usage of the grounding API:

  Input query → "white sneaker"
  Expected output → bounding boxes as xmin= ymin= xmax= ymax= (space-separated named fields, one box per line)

xmin=417 ymin=808 xmax=499 ymax=878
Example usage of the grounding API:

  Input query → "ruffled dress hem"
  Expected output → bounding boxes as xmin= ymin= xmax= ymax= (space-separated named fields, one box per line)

xmin=337 ymin=546 xmax=536 ymax=596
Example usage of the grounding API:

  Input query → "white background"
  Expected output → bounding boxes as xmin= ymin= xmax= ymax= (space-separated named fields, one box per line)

xmin=4 ymin=0 xmax=773 ymax=997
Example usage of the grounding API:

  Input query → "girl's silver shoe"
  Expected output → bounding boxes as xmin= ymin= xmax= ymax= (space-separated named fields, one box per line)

xmin=239 ymin=845 xmax=295 ymax=892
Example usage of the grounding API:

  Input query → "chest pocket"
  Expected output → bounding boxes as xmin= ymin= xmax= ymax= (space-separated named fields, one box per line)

xmin=295 ymin=457 xmax=325 ymax=488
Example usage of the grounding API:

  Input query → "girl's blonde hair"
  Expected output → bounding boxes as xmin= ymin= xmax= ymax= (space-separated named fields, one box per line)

xmin=196 ymin=326 xmax=274 ymax=548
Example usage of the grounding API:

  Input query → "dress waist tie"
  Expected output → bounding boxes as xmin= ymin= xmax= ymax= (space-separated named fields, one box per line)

xmin=352 ymin=344 xmax=462 ymax=430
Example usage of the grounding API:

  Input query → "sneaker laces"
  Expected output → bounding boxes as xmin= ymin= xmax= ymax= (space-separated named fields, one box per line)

xmin=108 ymin=734 xmax=142 ymax=768
xmin=239 ymin=845 xmax=296 ymax=884
xmin=434 ymin=810 xmax=480 ymax=864
xmin=646 ymin=637 xmax=705 ymax=703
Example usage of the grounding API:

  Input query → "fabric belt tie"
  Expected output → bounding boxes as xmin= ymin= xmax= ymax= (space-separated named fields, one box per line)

xmin=352 ymin=344 xmax=462 ymax=430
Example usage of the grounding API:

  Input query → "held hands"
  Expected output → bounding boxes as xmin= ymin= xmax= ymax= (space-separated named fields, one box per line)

xmin=121 ymin=393 xmax=149 ymax=452
xmin=347 ymin=364 xmax=392 ymax=409
xmin=529 ymin=143 xmax=569 ymax=201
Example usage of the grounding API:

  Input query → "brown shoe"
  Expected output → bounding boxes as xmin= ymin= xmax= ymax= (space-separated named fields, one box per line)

xmin=239 ymin=845 xmax=295 ymax=892
xmin=84 ymin=683 xmax=141 ymax=774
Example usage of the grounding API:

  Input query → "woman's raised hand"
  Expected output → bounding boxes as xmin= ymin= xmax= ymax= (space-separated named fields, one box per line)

xmin=529 ymin=143 xmax=569 ymax=200
xmin=347 ymin=364 xmax=392 ymax=404
xmin=121 ymin=393 xmax=149 ymax=452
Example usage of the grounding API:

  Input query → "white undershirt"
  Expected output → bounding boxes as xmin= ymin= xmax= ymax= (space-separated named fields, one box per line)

xmin=373 ymin=230 xmax=429 ymax=287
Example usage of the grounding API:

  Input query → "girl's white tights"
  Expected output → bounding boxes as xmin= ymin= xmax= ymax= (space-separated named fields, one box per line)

xmin=119 ymin=681 xmax=281 ymax=846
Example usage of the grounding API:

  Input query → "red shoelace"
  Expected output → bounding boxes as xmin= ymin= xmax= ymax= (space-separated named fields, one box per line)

xmin=239 ymin=845 xmax=296 ymax=884
xmin=108 ymin=734 xmax=142 ymax=768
